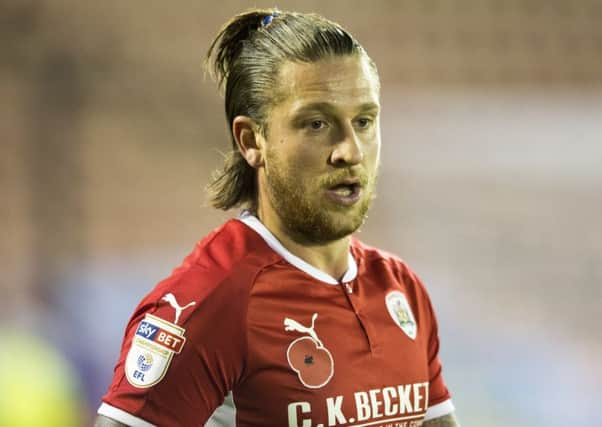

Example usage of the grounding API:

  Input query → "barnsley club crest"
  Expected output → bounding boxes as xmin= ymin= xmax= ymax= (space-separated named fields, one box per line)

xmin=385 ymin=291 xmax=417 ymax=340
xmin=284 ymin=313 xmax=334 ymax=389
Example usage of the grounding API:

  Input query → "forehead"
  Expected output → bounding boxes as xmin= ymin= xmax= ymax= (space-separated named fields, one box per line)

xmin=274 ymin=55 xmax=380 ymax=113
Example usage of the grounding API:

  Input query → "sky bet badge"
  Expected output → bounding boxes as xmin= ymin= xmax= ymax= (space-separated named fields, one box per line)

xmin=125 ymin=313 xmax=186 ymax=388
xmin=385 ymin=291 xmax=417 ymax=340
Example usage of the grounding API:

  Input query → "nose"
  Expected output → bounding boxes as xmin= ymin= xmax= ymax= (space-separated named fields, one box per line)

xmin=329 ymin=123 xmax=363 ymax=167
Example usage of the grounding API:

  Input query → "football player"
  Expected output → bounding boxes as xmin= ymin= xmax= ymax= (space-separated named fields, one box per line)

xmin=96 ymin=9 xmax=459 ymax=427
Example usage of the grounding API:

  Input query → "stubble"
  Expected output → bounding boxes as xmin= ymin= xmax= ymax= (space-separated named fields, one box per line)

xmin=264 ymin=151 xmax=378 ymax=245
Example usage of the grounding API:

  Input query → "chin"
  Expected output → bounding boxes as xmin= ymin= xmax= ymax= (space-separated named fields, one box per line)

xmin=335 ymin=215 xmax=366 ymax=237
xmin=273 ymin=188 xmax=373 ymax=244
xmin=300 ymin=209 xmax=368 ymax=244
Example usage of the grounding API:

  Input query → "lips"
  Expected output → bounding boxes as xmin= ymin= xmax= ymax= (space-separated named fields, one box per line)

xmin=325 ymin=179 xmax=363 ymax=205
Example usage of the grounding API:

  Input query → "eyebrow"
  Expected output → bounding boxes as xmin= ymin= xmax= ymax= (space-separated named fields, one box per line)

xmin=291 ymin=101 xmax=380 ymax=116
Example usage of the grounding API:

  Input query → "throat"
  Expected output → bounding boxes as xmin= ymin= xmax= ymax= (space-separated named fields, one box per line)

xmin=280 ymin=232 xmax=351 ymax=281
xmin=263 ymin=211 xmax=351 ymax=280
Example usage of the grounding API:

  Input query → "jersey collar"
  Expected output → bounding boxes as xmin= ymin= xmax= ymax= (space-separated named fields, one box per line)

xmin=237 ymin=211 xmax=358 ymax=285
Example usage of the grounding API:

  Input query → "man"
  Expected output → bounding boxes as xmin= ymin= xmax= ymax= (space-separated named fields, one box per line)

xmin=96 ymin=9 xmax=459 ymax=427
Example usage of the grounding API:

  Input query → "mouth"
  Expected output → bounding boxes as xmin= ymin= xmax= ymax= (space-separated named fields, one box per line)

xmin=325 ymin=179 xmax=363 ymax=206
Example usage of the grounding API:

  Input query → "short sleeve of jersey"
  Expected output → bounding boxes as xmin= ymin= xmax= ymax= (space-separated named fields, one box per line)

xmin=99 ymin=221 xmax=272 ymax=427
xmin=99 ymin=265 xmax=249 ymax=427
xmin=406 ymin=267 xmax=451 ymax=408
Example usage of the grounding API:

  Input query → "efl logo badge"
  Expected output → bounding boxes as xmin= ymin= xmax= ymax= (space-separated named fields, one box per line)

xmin=385 ymin=291 xmax=417 ymax=340
xmin=284 ymin=313 xmax=334 ymax=389
xmin=125 ymin=313 xmax=187 ymax=388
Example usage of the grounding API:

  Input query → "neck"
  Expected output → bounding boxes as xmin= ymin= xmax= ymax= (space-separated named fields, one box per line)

xmin=255 ymin=208 xmax=351 ymax=282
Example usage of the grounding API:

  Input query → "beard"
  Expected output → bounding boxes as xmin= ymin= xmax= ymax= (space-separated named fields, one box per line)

xmin=264 ymin=152 xmax=378 ymax=245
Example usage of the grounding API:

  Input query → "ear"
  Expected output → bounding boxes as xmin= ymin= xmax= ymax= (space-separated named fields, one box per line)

xmin=232 ymin=116 xmax=264 ymax=168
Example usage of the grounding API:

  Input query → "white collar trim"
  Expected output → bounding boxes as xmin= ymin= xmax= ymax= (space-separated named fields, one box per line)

xmin=237 ymin=211 xmax=358 ymax=285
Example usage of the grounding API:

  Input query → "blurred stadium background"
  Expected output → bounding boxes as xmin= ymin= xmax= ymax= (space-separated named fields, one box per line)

xmin=1 ymin=0 xmax=601 ymax=425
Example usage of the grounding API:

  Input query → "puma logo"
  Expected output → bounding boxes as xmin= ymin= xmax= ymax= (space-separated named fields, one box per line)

xmin=161 ymin=293 xmax=196 ymax=324
xmin=284 ymin=313 xmax=322 ymax=347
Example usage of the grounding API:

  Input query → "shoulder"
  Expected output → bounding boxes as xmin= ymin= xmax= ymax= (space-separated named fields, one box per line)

xmin=351 ymin=238 xmax=422 ymax=284
xmin=173 ymin=218 xmax=278 ymax=280
xmin=351 ymin=238 xmax=435 ymax=312
xmin=134 ymin=219 xmax=282 ymax=326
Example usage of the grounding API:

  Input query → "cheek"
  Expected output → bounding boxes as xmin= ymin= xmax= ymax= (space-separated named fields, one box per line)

xmin=269 ymin=127 xmax=333 ymax=173
xmin=267 ymin=142 xmax=321 ymax=181
xmin=364 ymin=135 xmax=381 ymax=165
xmin=287 ymin=139 xmax=329 ymax=169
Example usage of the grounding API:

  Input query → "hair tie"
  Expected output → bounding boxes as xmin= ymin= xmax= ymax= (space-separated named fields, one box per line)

xmin=261 ymin=11 xmax=280 ymax=27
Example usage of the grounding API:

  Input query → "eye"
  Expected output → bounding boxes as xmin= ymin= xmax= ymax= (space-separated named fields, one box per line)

xmin=308 ymin=119 xmax=327 ymax=130
xmin=355 ymin=117 xmax=373 ymax=129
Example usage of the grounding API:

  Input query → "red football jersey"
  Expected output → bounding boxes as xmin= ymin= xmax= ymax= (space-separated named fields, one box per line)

xmin=98 ymin=212 xmax=454 ymax=426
